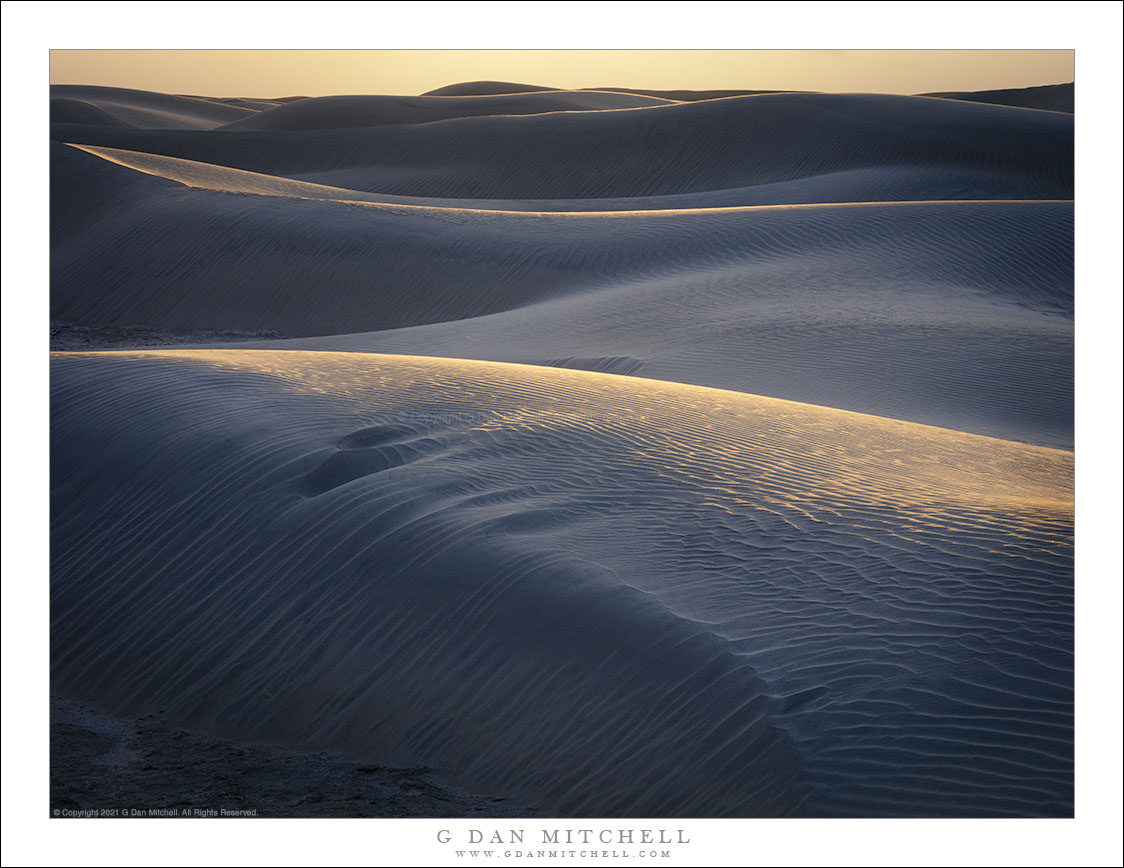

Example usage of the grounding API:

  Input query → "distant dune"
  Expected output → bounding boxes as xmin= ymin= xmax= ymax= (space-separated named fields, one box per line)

xmin=190 ymin=95 xmax=298 ymax=111
xmin=427 ymin=79 xmax=1075 ymax=112
xmin=50 ymin=80 xmax=1074 ymax=818
xmin=217 ymin=90 xmax=674 ymax=132
xmin=52 ymin=91 xmax=1073 ymax=202
xmin=923 ymin=82 xmax=1073 ymax=113
xmin=589 ymin=85 xmax=803 ymax=100
xmin=422 ymin=80 xmax=559 ymax=96
xmin=425 ymin=80 xmax=802 ymax=101
xmin=50 ymin=84 xmax=255 ymax=129
xmin=50 ymin=98 xmax=126 ymax=127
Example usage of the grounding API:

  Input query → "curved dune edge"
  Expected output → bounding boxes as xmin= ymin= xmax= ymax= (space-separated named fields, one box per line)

xmin=51 ymin=349 xmax=1074 ymax=816
xmin=53 ymin=349 xmax=1074 ymax=508
xmin=51 ymin=142 xmax=1073 ymax=446
xmin=54 ymin=91 xmax=1072 ymax=203
xmin=66 ymin=143 xmax=1074 ymax=217
xmin=921 ymin=83 xmax=1073 ymax=114
xmin=423 ymin=81 xmax=793 ymax=101
xmin=426 ymin=79 xmax=1073 ymax=113
xmin=215 ymin=90 xmax=679 ymax=133
xmin=50 ymin=84 xmax=256 ymax=130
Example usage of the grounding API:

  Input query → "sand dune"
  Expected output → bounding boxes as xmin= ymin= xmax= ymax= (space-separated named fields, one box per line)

xmin=52 ymin=91 xmax=1073 ymax=202
xmin=49 ymin=84 xmax=255 ymax=129
xmin=50 ymin=98 xmax=127 ymax=127
xmin=256 ymin=257 xmax=1072 ymax=449
xmin=424 ymin=80 xmax=802 ymax=101
xmin=49 ymin=81 xmax=1074 ymax=818
xmin=588 ymin=86 xmax=803 ymax=100
xmin=422 ymin=80 xmax=559 ymax=96
xmin=65 ymin=140 xmax=1068 ymax=212
xmin=191 ymin=95 xmax=295 ymax=111
xmin=429 ymin=80 xmax=1074 ymax=112
xmin=51 ymin=350 xmax=1073 ymax=817
xmin=51 ymin=141 xmax=1072 ymax=446
xmin=217 ymin=90 xmax=674 ymax=132
xmin=923 ymin=82 xmax=1073 ymax=113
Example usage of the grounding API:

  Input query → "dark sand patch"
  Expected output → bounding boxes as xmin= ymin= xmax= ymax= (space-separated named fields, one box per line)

xmin=50 ymin=321 xmax=284 ymax=351
xmin=51 ymin=696 xmax=539 ymax=818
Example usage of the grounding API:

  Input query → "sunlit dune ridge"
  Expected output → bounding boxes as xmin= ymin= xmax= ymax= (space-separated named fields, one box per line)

xmin=64 ymin=143 xmax=1076 ymax=217
xmin=52 ymin=139 xmax=1073 ymax=447
xmin=127 ymin=349 xmax=1072 ymax=514
xmin=51 ymin=350 xmax=1073 ymax=817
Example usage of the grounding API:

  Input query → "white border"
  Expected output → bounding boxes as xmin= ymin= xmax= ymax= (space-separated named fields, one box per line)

xmin=4 ymin=2 xmax=1121 ymax=866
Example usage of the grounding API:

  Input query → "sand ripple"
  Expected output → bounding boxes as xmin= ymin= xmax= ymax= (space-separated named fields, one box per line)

xmin=51 ymin=351 xmax=1072 ymax=816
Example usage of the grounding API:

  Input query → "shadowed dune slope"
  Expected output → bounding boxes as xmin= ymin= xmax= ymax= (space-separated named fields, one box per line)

xmin=49 ymin=85 xmax=255 ymax=130
xmin=51 ymin=350 xmax=1073 ymax=817
xmin=50 ymin=142 xmax=1074 ymax=446
xmin=65 ymin=141 xmax=1070 ymax=211
xmin=260 ymin=258 xmax=1073 ymax=449
xmin=51 ymin=92 xmax=1073 ymax=201
xmin=217 ymin=91 xmax=674 ymax=132
xmin=52 ymin=143 xmax=1075 ymax=331
xmin=191 ymin=95 xmax=294 ymax=111
xmin=50 ymin=98 xmax=128 ymax=127
xmin=923 ymin=83 xmax=1073 ymax=113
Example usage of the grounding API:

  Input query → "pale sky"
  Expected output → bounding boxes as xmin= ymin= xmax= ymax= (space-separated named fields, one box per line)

xmin=49 ymin=50 xmax=1074 ymax=98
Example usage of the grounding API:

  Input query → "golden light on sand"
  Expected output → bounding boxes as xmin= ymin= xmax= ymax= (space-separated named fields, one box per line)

xmin=68 ymin=144 xmax=1075 ymax=219
xmin=42 ymin=21 xmax=1083 ymax=830
xmin=49 ymin=49 xmax=1074 ymax=98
